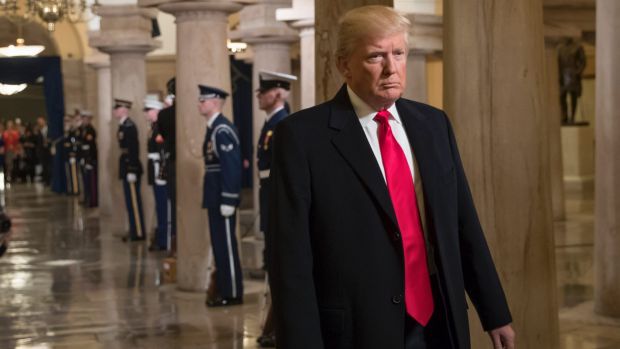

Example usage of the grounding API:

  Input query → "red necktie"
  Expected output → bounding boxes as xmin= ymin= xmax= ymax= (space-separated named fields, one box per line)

xmin=374 ymin=109 xmax=434 ymax=326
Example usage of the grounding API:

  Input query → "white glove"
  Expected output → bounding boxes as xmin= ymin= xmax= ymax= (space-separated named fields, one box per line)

xmin=220 ymin=204 xmax=236 ymax=217
xmin=155 ymin=178 xmax=167 ymax=186
xmin=126 ymin=173 xmax=137 ymax=183
xmin=69 ymin=157 xmax=76 ymax=164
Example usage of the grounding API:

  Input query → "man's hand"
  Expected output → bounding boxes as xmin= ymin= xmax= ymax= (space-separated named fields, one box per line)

xmin=488 ymin=324 xmax=515 ymax=349
xmin=126 ymin=173 xmax=137 ymax=183
xmin=220 ymin=204 xmax=235 ymax=217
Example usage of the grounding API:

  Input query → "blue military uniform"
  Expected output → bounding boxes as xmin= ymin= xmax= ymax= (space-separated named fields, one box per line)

xmin=200 ymin=85 xmax=243 ymax=305
xmin=145 ymin=96 xmax=171 ymax=251
xmin=80 ymin=114 xmax=98 ymax=208
xmin=116 ymin=99 xmax=146 ymax=241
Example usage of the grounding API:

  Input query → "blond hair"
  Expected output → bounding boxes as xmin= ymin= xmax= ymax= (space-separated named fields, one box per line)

xmin=336 ymin=5 xmax=411 ymax=60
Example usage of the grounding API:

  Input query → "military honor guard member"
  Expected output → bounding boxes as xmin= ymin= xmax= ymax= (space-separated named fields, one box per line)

xmin=156 ymin=78 xmax=177 ymax=253
xmin=64 ymin=115 xmax=82 ymax=195
xmin=254 ymin=70 xmax=297 ymax=348
xmin=143 ymin=95 xmax=171 ymax=251
xmin=198 ymin=84 xmax=244 ymax=307
xmin=79 ymin=111 xmax=98 ymax=208
xmin=113 ymin=98 xmax=146 ymax=242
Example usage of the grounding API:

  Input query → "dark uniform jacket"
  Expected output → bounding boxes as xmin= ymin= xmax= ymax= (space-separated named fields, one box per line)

xmin=202 ymin=114 xmax=241 ymax=209
xmin=267 ymin=85 xmax=512 ymax=349
xmin=80 ymin=124 xmax=97 ymax=167
xmin=118 ymin=118 xmax=142 ymax=179
xmin=147 ymin=122 xmax=164 ymax=186
xmin=156 ymin=103 xmax=175 ymax=180
xmin=257 ymin=108 xmax=288 ymax=173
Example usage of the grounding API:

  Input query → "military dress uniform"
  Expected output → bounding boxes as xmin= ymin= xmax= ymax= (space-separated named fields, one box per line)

xmin=64 ymin=125 xmax=81 ymax=195
xmin=145 ymin=96 xmax=171 ymax=251
xmin=255 ymin=70 xmax=297 ymax=348
xmin=116 ymin=99 xmax=146 ymax=241
xmin=80 ymin=114 xmax=98 ymax=208
xmin=156 ymin=78 xmax=177 ymax=249
xmin=200 ymin=85 xmax=243 ymax=306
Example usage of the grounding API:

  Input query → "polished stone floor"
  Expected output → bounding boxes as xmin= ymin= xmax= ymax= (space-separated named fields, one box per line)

xmin=0 ymin=183 xmax=618 ymax=349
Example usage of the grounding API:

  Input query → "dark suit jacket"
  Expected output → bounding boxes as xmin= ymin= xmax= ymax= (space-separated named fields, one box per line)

xmin=267 ymin=85 xmax=512 ymax=349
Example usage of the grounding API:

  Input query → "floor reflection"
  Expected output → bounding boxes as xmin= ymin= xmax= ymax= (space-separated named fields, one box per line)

xmin=0 ymin=182 xmax=618 ymax=348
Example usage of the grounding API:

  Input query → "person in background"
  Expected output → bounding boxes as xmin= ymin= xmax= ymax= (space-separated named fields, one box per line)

xmin=21 ymin=125 xmax=38 ymax=183
xmin=143 ymin=94 xmax=170 ymax=251
xmin=35 ymin=117 xmax=51 ymax=186
xmin=198 ymin=84 xmax=243 ymax=307
xmin=3 ymin=120 xmax=20 ymax=183
xmin=114 ymin=98 xmax=146 ymax=242
xmin=80 ymin=111 xmax=98 ymax=208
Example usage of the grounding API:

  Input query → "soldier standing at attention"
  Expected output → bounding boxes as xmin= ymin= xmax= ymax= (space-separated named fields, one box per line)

xmin=198 ymin=84 xmax=243 ymax=307
xmin=156 ymin=78 xmax=177 ymax=254
xmin=143 ymin=95 xmax=170 ymax=251
xmin=113 ymin=99 xmax=146 ymax=242
xmin=80 ymin=111 xmax=98 ymax=208
xmin=254 ymin=70 xmax=297 ymax=348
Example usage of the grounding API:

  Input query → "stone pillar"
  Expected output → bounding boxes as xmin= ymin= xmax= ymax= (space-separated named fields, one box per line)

xmin=404 ymin=52 xmax=428 ymax=103
xmin=276 ymin=0 xmax=316 ymax=109
xmin=444 ymin=0 xmax=559 ymax=348
xmin=293 ymin=20 xmax=315 ymax=109
xmin=230 ymin=1 xmax=297 ymax=237
xmin=594 ymin=0 xmax=620 ymax=317
xmin=86 ymin=55 xmax=114 ymax=217
xmin=544 ymin=38 xmax=566 ymax=221
xmin=159 ymin=1 xmax=242 ymax=292
xmin=90 ymin=5 xmax=160 ymax=234
xmin=315 ymin=0 xmax=393 ymax=103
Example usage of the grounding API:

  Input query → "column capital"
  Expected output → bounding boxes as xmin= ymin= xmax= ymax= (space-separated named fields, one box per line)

xmin=89 ymin=4 xmax=161 ymax=55
xmin=406 ymin=13 xmax=443 ymax=54
xmin=84 ymin=51 xmax=110 ymax=69
xmin=159 ymin=1 xmax=243 ymax=21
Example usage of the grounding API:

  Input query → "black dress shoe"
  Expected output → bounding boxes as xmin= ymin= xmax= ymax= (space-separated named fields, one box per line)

xmin=148 ymin=244 xmax=167 ymax=252
xmin=257 ymin=333 xmax=276 ymax=347
xmin=122 ymin=235 xmax=145 ymax=243
xmin=205 ymin=296 xmax=243 ymax=307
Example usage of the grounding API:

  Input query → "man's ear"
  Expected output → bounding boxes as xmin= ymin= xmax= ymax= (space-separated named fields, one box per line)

xmin=336 ymin=56 xmax=350 ymax=79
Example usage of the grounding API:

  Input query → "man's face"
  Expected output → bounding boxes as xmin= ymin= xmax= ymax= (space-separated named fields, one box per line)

xmin=113 ymin=106 xmax=127 ymax=120
xmin=256 ymin=88 xmax=279 ymax=112
xmin=198 ymin=98 xmax=217 ymax=117
xmin=338 ymin=32 xmax=408 ymax=110
xmin=144 ymin=108 xmax=159 ymax=123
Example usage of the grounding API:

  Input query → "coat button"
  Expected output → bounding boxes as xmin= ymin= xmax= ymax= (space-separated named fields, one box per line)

xmin=393 ymin=232 xmax=401 ymax=241
xmin=392 ymin=295 xmax=402 ymax=304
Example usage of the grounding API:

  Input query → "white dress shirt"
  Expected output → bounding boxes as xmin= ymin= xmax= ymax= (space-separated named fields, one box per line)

xmin=347 ymin=86 xmax=415 ymax=183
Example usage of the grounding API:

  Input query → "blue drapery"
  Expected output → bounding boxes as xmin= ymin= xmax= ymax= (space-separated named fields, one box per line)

xmin=0 ymin=56 xmax=66 ymax=193
xmin=230 ymin=57 xmax=253 ymax=189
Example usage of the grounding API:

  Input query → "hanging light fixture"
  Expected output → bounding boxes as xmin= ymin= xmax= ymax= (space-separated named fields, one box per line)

xmin=0 ymin=37 xmax=44 ymax=57
xmin=0 ymin=83 xmax=28 ymax=96
xmin=1 ymin=0 xmax=99 ymax=32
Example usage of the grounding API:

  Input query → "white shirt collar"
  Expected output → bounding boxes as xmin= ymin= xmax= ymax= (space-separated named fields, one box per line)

xmin=119 ymin=115 xmax=128 ymax=125
xmin=347 ymin=85 xmax=401 ymax=127
xmin=266 ymin=105 xmax=285 ymax=122
xmin=208 ymin=112 xmax=220 ymax=128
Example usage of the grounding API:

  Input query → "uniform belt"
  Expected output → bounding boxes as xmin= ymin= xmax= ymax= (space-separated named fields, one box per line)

xmin=82 ymin=145 xmax=90 ymax=150
xmin=205 ymin=164 xmax=221 ymax=171
xmin=259 ymin=169 xmax=270 ymax=179
xmin=148 ymin=153 xmax=160 ymax=160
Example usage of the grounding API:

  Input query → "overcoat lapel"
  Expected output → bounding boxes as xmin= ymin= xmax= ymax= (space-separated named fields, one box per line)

xmin=329 ymin=86 xmax=399 ymax=229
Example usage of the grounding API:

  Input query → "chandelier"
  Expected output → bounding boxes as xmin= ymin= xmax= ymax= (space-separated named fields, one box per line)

xmin=0 ymin=83 xmax=27 ymax=95
xmin=0 ymin=0 xmax=99 ymax=31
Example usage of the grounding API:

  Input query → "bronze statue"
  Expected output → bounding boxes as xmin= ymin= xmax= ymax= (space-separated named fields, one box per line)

xmin=558 ymin=38 xmax=586 ymax=124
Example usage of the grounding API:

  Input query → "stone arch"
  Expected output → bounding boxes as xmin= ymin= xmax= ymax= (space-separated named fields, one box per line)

xmin=0 ymin=18 xmax=60 ymax=56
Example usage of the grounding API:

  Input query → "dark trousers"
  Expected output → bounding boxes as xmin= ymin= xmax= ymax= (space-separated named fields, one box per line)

xmin=153 ymin=183 xmax=171 ymax=249
xmin=167 ymin=163 xmax=176 ymax=240
xmin=123 ymin=178 xmax=145 ymax=240
xmin=405 ymin=274 xmax=457 ymax=349
xmin=82 ymin=166 xmax=98 ymax=208
xmin=207 ymin=210 xmax=243 ymax=299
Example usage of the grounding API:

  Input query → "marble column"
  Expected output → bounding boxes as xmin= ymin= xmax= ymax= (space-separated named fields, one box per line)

xmin=159 ymin=1 xmax=242 ymax=291
xmin=594 ymin=0 xmax=620 ymax=317
xmin=90 ymin=5 xmax=160 ymax=234
xmin=404 ymin=51 xmax=428 ymax=103
xmin=276 ymin=0 xmax=316 ymax=109
xmin=544 ymin=39 xmax=566 ymax=221
xmin=293 ymin=20 xmax=316 ymax=109
xmin=444 ymin=0 xmax=559 ymax=348
xmin=230 ymin=1 xmax=297 ymax=237
xmin=86 ymin=56 xmax=114 ymax=217
xmin=315 ymin=0 xmax=393 ymax=103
